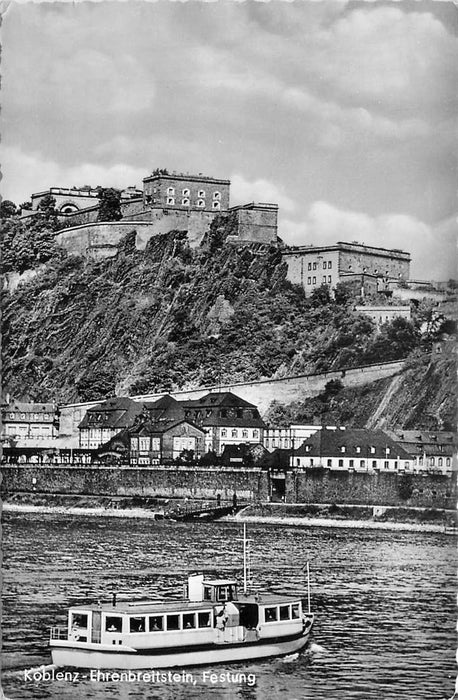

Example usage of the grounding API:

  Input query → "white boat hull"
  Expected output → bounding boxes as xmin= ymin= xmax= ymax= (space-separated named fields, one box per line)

xmin=50 ymin=630 xmax=312 ymax=670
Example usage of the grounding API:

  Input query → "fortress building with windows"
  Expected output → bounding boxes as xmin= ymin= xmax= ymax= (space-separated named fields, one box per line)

xmin=23 ymin=169 xmax=411 ymax=292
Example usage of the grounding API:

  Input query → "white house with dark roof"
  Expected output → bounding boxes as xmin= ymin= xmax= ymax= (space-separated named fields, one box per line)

xmin=78 ymin=397 xmax=144 ymax=449
xmin=386 ymin=430 xmax=456 ymax=475
xmin=180 ymin=392 xmax=266 ymax=454
xmin=292 ymin=427 xmax=413 ymax=473
xmin=1 ymin=398 xmax=60 ymax=447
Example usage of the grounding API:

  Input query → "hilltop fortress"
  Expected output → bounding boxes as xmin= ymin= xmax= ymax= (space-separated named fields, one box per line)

xmin=25 ymin=169 xmax=411 ymax=296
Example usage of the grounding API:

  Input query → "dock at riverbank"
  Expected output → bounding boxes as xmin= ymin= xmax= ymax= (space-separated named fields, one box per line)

xmin=2 ymin=494 xmax=455 ymax=534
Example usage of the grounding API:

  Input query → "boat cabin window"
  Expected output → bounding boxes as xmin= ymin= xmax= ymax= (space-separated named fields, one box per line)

xmin=183 ymin=613 xmax=196 ymax=629
xmin=279 ymin=605 xmax=290 ymax=621
xmin=129 ymin=616 xmax=146 ymax=633
xmin=166 ymin=614 xmax=180 ymax=631
xmin=216 ymin=585 xmax=235 ymax=602
xmin=71 ymin=613 xmax=88 ymax=629
xmin=148 ymin=615 xmax=163 ymax=632
xmin=105 ymin=616 xmax=123 ymax=633
xmin=292 ymin=603 xmax=300 ymax=619
xmin=198 ymin=611 xmax=211 ymax=628
xmin=264 ymin=607 xmax=278 ymax=622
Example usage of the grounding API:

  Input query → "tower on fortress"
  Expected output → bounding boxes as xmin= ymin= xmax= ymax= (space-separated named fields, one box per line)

xmin=142 ymin=171 xmax=231 ymax=213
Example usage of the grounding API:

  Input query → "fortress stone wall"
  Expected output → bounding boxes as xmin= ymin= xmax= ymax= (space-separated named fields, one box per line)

xmin=58 ymin=360 xmax=405 ymax=447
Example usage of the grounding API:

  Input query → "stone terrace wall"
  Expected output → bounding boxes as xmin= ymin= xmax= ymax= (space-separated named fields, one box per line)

xmin=1 ymin=465 xmax=453 ymax=509
xmin=0 ymin=465 xmax=269 ymax=502
xmin=285 ymin=468 xmax=455 ymax=509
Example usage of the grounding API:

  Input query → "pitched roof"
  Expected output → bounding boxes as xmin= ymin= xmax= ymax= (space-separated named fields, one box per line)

xmin=295 ymin=428 xmax=413 ymax=460
xmin=183 ymin=392 xmax=258 ymax=410
xmin=78 ymin=397 xmax=143 ymax=429
xmin=385 ymin=430 xmax=457 ymax=457
xmin=130 ymin=419 xmax=206 ymax=437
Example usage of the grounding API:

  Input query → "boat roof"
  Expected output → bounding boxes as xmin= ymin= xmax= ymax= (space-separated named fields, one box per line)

xmin=70 ymin=594 xmax=302 ymax=615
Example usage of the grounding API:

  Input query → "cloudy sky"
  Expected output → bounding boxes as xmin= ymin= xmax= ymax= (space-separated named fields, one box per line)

xmin=2 ymin=0 xmax=457 ymax=279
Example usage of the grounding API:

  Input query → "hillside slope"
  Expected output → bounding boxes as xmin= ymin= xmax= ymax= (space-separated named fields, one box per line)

xmin=0 ymin=216 xmax=444 ymax=406
xmin=265 ymin=352 xmax=456 ymax=430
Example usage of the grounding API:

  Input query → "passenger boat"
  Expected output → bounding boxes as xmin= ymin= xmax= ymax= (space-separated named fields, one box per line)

xmin=49 ymin=528 xmax=314 ymax=669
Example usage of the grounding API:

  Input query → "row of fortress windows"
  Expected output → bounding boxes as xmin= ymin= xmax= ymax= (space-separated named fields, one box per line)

xmin=166 ymin=197 xmax=221 ymax=209
xmin=308 ymin=261 xmax=333 ymax=270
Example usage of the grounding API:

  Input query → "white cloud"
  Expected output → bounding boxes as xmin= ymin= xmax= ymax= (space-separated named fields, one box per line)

xmin=1 ymin=146 xmax=146 ymax=204
xmin=281 ymin=202 xmax=457 ymax=281
xmin=230 ymin=174 xmax=296 ymax=213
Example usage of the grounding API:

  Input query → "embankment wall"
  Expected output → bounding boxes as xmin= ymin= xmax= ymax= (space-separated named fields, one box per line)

xmin=0 ymin=465 xmax=269 ymax=502
xmin=285 ymin=468 xmax=454 ymax=509
xmin=1 ymin=465 xmax=454 ymax=509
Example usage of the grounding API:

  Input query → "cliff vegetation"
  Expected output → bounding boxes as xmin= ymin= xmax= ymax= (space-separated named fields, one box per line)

xmin=1 ymin=213 xmax=452 ymax=414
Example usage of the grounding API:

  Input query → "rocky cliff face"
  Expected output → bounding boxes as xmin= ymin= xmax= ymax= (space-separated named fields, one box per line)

xmin=266 ymin=351 xmax=455 ymax=430
xmin=2 ymin=217 xmax=453 ymax=421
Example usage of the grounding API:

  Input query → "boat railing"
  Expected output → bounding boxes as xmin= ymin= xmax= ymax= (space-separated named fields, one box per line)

xmin=50 ymin=626 xmax=68 ymax=640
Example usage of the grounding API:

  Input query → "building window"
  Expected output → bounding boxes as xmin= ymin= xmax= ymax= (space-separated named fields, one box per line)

xmin=213 ymin=191 xmax=221 ymax=200
xmin=139 ymin=437 xmax=150 ymax=452
xmin=307 ymin=277 xmax=311 ymax=285
xmin=310 ymin=458 xmax=314 ymax=466
xmin=182 ymin=198 xmax=190 ymax=206
xmin=385 ymin=448 xmax=391 ymax=455
xmin=328 ymin=275 xmax=332 ymax=283
xmin=328 ymin=261 xmax=332 ymax=269
xmin=242 ymin=430 xmax=248 ymax=438
xmin=384 ymin=461 xmax=389 ymax=469
xmin=323 ymin=276 xmax=326 ymax=283
xmin=253 ymin=430 xmax=259 ymax=439
xmin=221 ymin=429 xmax=227 ymax=437
xmin=338 ymin=459 xmax=344 ymax=467
xmin=312 ymin=276 xmax=316 ymax=284
xmin=308 ymin=263 xmax=311 ymax=271
xmin=349 ymin=459 xmax=354 ymax=467
xmin=167 ymin=187 xmax=175 ymax=195
xmin=327 ymin=459 xmax=332 ymax=467
xmin=167 ymin=197 xmax=175 ymax=205
xmin=430 ymin=457 xmax=435 ymax=466
xmin=8 ymin=412 xmax=14 ymax=419
xmin=182 ymin=188 xmax=190 ymax=196
xmin=313 ymin=262 xmax=317 ymax=270
xmin=370 ymin=446 xmax=376 ymax=454
xmin=198 ymin=189 xmax=206 ymax=198
xmin=197 ymin=199 xmax=205 ymax=208
xmin=372 ymin=460 xmax=377 ymax=468
xmin=446 ymin=458 xmax=451 ymax=467
xmin=231 ymin=429 xmax=238 ymax=438
xmin=323 ymin=261 xmax=327 ymax=269
xmin=340 ymin=446 xmax=346 ymax=453
xmin=360 ymin=460 xmax=365 ymax=468
xmin=212 ymin=201 xmax=220 ymax=210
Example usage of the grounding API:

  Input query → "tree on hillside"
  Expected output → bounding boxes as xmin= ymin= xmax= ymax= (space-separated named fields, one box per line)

xmin=311 ymin=283 xmax=332 ymax=306
xmin=97 ymin=188 xmax=122 ymax=221
xmin=364 ymin=317 xmax=419 ymax=363
xmin=0 ymin=200 xmax=17 ymax=219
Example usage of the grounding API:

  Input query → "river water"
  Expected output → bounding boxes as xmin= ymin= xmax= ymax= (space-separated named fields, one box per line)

xmin=2 ymin=512 xmax=456 ymax=699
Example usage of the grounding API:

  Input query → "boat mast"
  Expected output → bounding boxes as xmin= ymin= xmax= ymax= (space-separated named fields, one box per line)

xmin=306 ymin=561 xmax=311 ymax=614
xmin=243 ymin=523 xmax=248 ymax=594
